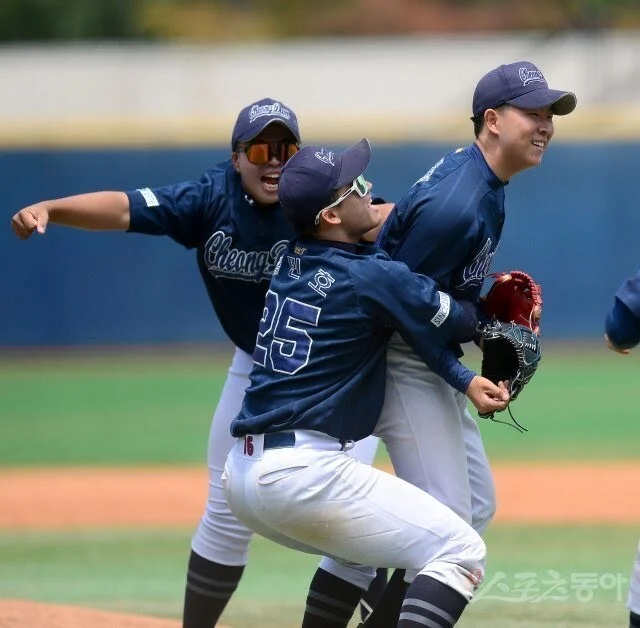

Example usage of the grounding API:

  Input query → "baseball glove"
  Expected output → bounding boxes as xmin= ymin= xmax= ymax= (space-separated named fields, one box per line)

xmin=477 ymin=320 xmax=542 ymax=430
xmin=481 ymin=270 xmax=542 ymax=334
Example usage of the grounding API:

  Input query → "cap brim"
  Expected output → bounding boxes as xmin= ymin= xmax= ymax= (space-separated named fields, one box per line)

xmin=336 ymin=138 xmax=372 ymax=187
xmin=237 ymin=118 xmax=301 ymax=143
xmin=507 ymin=88 xmax=577 ymax=116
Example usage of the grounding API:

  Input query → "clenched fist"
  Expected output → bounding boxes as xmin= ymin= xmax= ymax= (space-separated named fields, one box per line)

xmin=11 ymin=203 xmax=50 ymax=240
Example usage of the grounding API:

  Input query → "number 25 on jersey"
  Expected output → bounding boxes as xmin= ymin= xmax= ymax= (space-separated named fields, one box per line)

xmin=253 ymin=290 xmax=320 ymax=374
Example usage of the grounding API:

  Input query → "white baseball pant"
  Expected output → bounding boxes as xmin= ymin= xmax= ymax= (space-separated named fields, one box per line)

xmin=223 ymin=430 xmax=485 ymax=602
xmin=190 ymin=347 xmax=381 ymax=584
xmin=373 ymin=333 xmax=496 ymax=535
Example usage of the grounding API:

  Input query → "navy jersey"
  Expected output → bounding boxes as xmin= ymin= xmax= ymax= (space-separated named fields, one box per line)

xmin=126 ymin=160 xmax=295 ymax=353
xmin=231 ymin=238 xmax=475 ymax=443
xmin=378 ymin=143 xmax=506 ymax=304
xmin=606 ymin=269 xmax=640 ymax=349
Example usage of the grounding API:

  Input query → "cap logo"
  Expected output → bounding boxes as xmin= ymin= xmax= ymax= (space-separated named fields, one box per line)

xmin=519 ymin=67 xmax=546 ymax=86
xmin=249 ymin=101 xmax=291 ymax=123
xmin=314 ymin=148 xmax=335 ymax=166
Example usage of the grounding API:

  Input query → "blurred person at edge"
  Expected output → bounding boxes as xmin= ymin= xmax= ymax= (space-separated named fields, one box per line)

xmin=604 ymin=268 xmax=640 ymax=628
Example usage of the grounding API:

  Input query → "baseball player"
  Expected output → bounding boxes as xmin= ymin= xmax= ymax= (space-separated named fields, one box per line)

xmin=223 ymin=138 xmax=511 ymax=628
xmin=10 ymin=98 xmax=386 ymax=627
xmin=604 ymin=268 xmax=640 ymax=628
xmin=301 ymin=61 xmax=577 ymax=625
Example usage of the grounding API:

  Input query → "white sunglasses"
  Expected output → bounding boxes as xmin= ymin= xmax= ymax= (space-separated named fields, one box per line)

xmin=313 ymin=175 xmax=369 ymax=226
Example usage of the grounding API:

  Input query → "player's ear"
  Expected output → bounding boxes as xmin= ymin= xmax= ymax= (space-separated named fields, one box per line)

xmin=322 ymin=207 xmax=342 ymax=226
xmin=484 ymin=108 xmax=500 ymax=135
xmin=231 ymin=152 xmax=241 ymax=173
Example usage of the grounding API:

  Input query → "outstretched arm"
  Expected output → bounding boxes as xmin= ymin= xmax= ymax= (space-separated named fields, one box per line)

xmin=11 ymin=191 xmax=131 ymax=239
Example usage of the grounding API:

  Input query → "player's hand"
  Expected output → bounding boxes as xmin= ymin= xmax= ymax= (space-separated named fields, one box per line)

xmin=11 ymin=203 xmax=50 ymax=240
xmin=465 ymin=376 xmax=510 ymax=415
xmin=604 ymin=333 xmax=631 ymax=355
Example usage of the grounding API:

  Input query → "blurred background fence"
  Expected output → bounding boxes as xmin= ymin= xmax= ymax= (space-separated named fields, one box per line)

xmin=2 ymin=0 xmax=640 ymax=345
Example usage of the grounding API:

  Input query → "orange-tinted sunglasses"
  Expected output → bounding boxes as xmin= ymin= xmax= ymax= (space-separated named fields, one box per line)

xmin=239 ymin=141 xmax=299 ymax=165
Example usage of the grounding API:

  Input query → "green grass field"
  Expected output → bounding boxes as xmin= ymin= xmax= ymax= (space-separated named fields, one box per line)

xmin=0 ymin=344 xmax=638 ymax=626
xmin=0 ymin=525 xmax=636 ymax=627
xmin=1 ymin=342 xmax=638 ymax=464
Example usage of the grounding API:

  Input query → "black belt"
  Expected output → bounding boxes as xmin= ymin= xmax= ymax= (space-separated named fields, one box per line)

xmin=263 ymin=431 xmax=296 ymax=450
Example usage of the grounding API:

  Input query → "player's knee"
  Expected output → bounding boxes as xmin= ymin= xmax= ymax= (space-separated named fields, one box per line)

xmin=462 ymin=529 xmax=486 ymax=580
xmin=417 ymin=529 xmax=486 ymax=602
xmin=442 ymin=524 xmax=486 ymax=585
xmin=191 ymin=498 xmax=253 ymax=565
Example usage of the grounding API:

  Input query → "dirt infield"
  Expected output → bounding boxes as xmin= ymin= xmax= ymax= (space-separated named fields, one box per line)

xmin=1 ymin=462 xmax=638 ymax=627
xmin=0 ymin=600 xmax=182 ymax=628
xmin=1 ymin=462 xmax=639 ymax=530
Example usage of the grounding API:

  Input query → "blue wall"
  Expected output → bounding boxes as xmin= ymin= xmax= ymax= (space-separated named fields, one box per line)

xmin=2 ymin=142 xmax=639 ymax=346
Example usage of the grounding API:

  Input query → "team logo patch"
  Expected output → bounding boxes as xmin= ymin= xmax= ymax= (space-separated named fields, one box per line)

xmin=308 ymin=269 xmax=335 ymax=297
xmin=416 ymin=157 xmax=444 ymax=184
xmin=203 ymin=231 xmax=288 ymax=282
xmin=137 ymin=188 xmax=159 ymax=207
xmin=519 ymin=67 xmax=546 ymax=86
xmin=314 ymin=149 xmax=335 ymax=166
xmin=249 ymin=102 xmax=291 ymax=122
xmin=431 ymin=291 xmax=451 ymax=327
xmin=287 ymin=255 xmax=301 ymax=279
xmin=457 ymin=238 xmax=496 ymax=289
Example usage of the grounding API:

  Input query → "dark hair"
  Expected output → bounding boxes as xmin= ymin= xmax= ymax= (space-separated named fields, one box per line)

xmin=288 ymin=217 xmax=318 ymax=236
xmin=284 ymin=187 xmax=341 ymax=236
xmin=472 ymin=115 xmax=483 ymax=138
xmin=327 ymin=187 xmax=342 ymax=204
xmin=472 ymin=104 xmax=508 ymax=138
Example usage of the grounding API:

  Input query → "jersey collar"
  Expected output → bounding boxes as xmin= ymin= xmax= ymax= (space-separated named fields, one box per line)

xmin=469 ymin=143 xmax=508 ymax=189
xmin=296 ymin=237 xmax=378 ymax=255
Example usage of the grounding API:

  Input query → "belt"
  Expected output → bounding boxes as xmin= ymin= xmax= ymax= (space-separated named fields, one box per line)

xmin=263 ymin=431 xmax=296 ymax=450
xmin=262 ymin=431 xmax=355 ymax=451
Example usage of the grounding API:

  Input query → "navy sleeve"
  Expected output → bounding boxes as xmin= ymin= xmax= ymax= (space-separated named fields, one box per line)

xmin=606 ymin=297 xmax=640 ymax=350
xmin=605 ymin=270 xmax=640 ymax=350
xmin=126 ymin=170 xmax=219 ymax=249
xmin=380 ymin=188 xmax=480 ymax=283
xmin=350 ymin=257 xmax=476 ymax=392
xmin=615 ymin=269 xmax=640 ymax=318
xmin=436 ymin=349 xmax=476 ymax=393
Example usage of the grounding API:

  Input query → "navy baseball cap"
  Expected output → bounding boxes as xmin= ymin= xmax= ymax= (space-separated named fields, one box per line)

xmin=279 ymin=138 xmax=371 ymax=228
xmin=231 ymin=98 xmax=301 ymax=148
xmin=472 ymin=61 xmax=577 ymax=119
